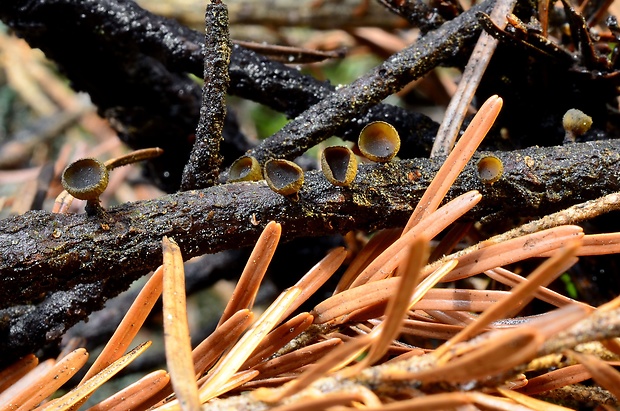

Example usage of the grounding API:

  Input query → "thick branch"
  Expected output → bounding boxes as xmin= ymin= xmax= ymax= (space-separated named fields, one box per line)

xmin=0 ymin=140 xmax=619 ymax=358
xmin=1 ymin=140 xmax=620 ymax=337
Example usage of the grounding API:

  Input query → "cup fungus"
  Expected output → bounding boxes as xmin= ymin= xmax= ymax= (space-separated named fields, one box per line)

xmin=264 ymin=159 xmax=304 ymax=198
xmin=476 ymin=155 xmax=503 ymax=184
xmin=56 ymin=148 xmax=163 ymax=215
xmin=358 ymin=121 xmax=400 ymax=162
xmin=321 ymin=146 xmax=358 ymax=186
xmin=229 ymin=156 xmax=262 ymax=182
xmin=62 ymin=158 xmax=109 ymax=201
xmin=562 ymin=108 xmax=592 ymax=143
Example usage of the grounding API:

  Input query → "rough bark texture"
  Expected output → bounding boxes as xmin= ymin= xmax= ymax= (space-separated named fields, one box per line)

xmin=1 ymin=140 xmax=620 ymax=358
xmin=181 ymin=0 xmax=230 ymax=190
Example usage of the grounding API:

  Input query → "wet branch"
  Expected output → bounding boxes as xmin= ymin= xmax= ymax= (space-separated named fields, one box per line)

xmin=2 ymin=140 xmax=620 ymax=358
xmin=181 ymin=0 xmax=231 ymax=190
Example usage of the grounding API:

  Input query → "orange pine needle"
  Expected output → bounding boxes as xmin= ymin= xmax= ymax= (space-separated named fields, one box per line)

xmin=0 ymin=355 xmax=38 ymax=395
xmin=81 ymin=266 xmax=164 ymax=383
xmin=250 ymin=338 xmax=343 ymax=380
xmin=351 ymin=190 xmax=481 ymax=288
xmin=254 ymin=334 xmax=374 ymax=403
xmin=198 ymin=287 xmax=302 ymax=402
xmin=242 ymin=312 xmax=314 ymax=370
xmin=405 ymin=95 xmax=502 ymax=231
xmin=0 ymin=360 xmax=55 ymax=408
xmin=354 ymin=239 xmax=429 ymax=370
xmin=38 ymin=342 xmax=151 ymax=411
xmin=280 ymin=247 xmax=347 ymax=320
xmin=518 ymin=364 xmax=593 ymax=395
xmin=567 ymin=350 xmax=620 ymax=399
xmin=334 ymin=228 xmax=401 ymax=294
xmin=218 ymin=221 xmax=281 ymax=326
xmin=435 ymin=240 xmax=581 ymax=359
xmin=436 ymin=225 xmax=584 ymax=282
xmin=394 ymin=326 xmax=543 ymax=383
xmin=86 ymin=370 xmax=170 ymax=411
xmin=6 ymin=349 xmax=88 ymax=411
xmin=485 ymin=267 xmax=593 ymax=310
xmin=497 ymin=387 xmax=574 ymax=411
xmin=193 ymin=309 xmax=254 ymax=377
xmin=162 ymin=236 xmax=200 ymax=411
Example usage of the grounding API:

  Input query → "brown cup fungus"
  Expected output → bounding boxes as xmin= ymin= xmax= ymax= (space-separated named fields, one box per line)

xmin=476 ymin=155 xmax=503 ymax=184
xmin=62 ymin=158 xmax=109 ymax=201
xmin=358 ymin=121 xmax=400 ymax=162
xmin=321 ymin=146 xmax=358 ymax=186
xmin=264 ymin=159 xmax=304 ymax=198
xmin=61 ymin=158 xmax=110 ymax=215
xmin=55 ymin=148 xmax=164 ymax=215
xmin=229 ymin=156 xmax=262 ymax=182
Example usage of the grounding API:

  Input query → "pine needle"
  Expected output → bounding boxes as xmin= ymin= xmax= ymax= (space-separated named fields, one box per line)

xmin=435 ymin=241 xmax=582 ymax=358
xmin=218 ymin=221 xmax=281 ymax=326
xmin=0 ymin=355 xmax=38 ymax=395
xmin=162 ymin=236 xmax=200 ymax=411
xmin=350 ymin=190 xmax=481 ymax=288
xmin=7 ymin=349 xmax=88 ymax=411
xmin=86 ymin=370 xmax=170 ymax=411
xmin=81 ymin=266 xmax=164 ymax=383
xmin=405 ymin=95 xmax=502 ymax=230
xmin=198 ymin=287 xmax=302 ymax=402
xmin=38 ymin=342 xmax=151 ymax=411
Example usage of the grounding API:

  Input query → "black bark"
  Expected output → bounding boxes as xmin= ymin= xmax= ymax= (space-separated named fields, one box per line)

xmin=181 ymin=0 xmax=231 ymax=190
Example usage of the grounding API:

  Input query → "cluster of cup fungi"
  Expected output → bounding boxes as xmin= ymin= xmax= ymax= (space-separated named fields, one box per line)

xmin=58 ymin=121 xmax=401 ymax=213
xmin=229 ymin=121 xmax=401 ymax=198
xmin=60 ymin=107 xmax=589 ymax=208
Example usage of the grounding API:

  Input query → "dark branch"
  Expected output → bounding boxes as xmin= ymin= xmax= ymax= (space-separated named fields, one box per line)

xmin=376 ymin=0 xmax=445 ymax=33
xmin=2 ymin=140 xmax=620 ymax=358
xmin=181 ymin=0 xmax=231 ymax=189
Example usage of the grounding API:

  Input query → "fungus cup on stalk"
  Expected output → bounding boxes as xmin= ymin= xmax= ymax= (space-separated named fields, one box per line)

xmin=264 ymin=159 xmax=304 ymax=198
xmin=54 ymin=148 xmax=164 ymax=214
xmin=61 ymin=158 xmax=109 ymax=214
xmin=358 ymin=121 xmax=401 ymax=162
xmin=320 ymin=146 xmax=358 ymax=186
